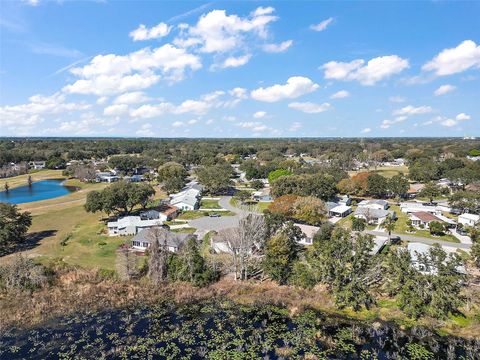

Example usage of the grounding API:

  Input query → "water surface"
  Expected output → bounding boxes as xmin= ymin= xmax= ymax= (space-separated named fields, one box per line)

xmin=0 ymin=179 xmax=75 ymax=204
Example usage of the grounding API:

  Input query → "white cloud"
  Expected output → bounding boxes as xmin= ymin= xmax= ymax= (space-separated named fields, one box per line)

xmin=103 ymin=104 xmax=129 ymax=116
xmin=216 ymin=54 xmax=252 ymax=69
xmin=310 ymin=17 xmax=334 ymax=32
xmin=130 ymin=103 xmax=174 ymax=119
xmin=136 ymin=123 xmax=154 ymax=136
xmin=187 ymin=119 xmax=198 ymax=125
xmin=322 ymin=55 xmax=409 ymax=85
xmin=423 ymin=113 xmax=470 ymax=128
xmin=172 ymin=121 xmax=184 ymax=127
xmin=114 ymin=91 xmax=151 ymax=104
xmin=389 ymin=96 xmax=406 ymax=103
xmin=392 ymin=105 xmax=433 ymax=117
xmin=422 ymin=40 xmax=480 ymax=76
xmin=253 ymin=111 xmax=266 ymax=119
xmin=380 ymin=116 xmax=407 ymax=129
xmin=229 ymin=87 xmax=248 ymax=99
xmin=251 ymin=76 xmax=319 ymax=102
xmin=174 ymin=7 xmax=278 ymax=53
xmin=361 ymin=127 xmax=371 ymax=133
xmin=330 ymin=90 xmax=350 ymax=99
xmin=64 ymin=44 xmax=201 ymax=95
xmin=174 ymin=99 xmax=211 ymax=115
xmin=262 ymin=40 xmax=293 ymax=53
xmin=205 ymin=119 xmax=214 ymax=125
xmin=0 ymin=92 xmax=89 ymax=128
xmin=434 ymin=84 xmax=456 ymax=96
xmin=237 ymin=121 xmax=268 ymax=132
xmin=456 ymin=113 xmax=471 ymax=121
xmin=288 ymin=101 xmax=331 ymax=113
xmin=289 ymin=122 xmax=302 ymax=131
xmin=129 ymin=23 xmax=172 ymax=41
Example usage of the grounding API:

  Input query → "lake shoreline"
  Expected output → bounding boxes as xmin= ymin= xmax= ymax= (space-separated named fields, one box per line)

xmin=0 ymin=179 xmax=76 ymax=205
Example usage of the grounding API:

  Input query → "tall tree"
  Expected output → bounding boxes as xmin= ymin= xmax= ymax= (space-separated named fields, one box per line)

xmin=263 ymin=232 xmax=299 ymax=284
xmin=0 ymin=204 xmax=32 ymax=256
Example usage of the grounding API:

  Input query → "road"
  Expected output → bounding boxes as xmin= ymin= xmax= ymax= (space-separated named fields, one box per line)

xmin=366 ymin=230 xmax=472 ymax=251
xmin=188 ymin=196 xmax=255 ymax=232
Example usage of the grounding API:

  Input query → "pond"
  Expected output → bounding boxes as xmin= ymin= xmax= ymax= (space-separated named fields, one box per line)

xmin=0 ymin=179 xmax=76 ymax=205
xmin=0 ymin=299 xmax=477 ymax=359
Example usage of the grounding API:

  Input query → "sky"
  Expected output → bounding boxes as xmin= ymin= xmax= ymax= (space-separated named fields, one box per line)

xmin=0 ymin=1 xmax=479 ymax=138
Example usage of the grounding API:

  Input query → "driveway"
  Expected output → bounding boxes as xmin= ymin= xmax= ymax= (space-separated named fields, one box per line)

xmin=188 ymin=196 xmax=256 ymax=232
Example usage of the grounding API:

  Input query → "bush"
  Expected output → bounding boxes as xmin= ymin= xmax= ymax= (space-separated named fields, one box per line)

xmin=289 ymin=261 xmax=317 ymax=289
xmin=0 ymin=256 xmax=48 ymax=292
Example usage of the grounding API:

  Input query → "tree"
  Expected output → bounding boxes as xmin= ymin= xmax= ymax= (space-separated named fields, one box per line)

xmin=267 ymin=169 xmax=292 ymax=183
xmin=116 ymin=246 xmax=138 ymax=280
xmin=0 ymin=203 xmax=32 ymax=256
xmin=381 ymin=214 xmax=396 ymax=241
xmin=108 ymin=155 xmax=143 ymax=175
xmin=386 ymin=245 xmax=467 ymax=319
xmin=449 ymin=191 xmax=480 ymax=213
xmin=158 ymin=162 xmax=187 ymax=193
xmin=292 ymin=196 xmax=326 ymax=225
xmin=0 ymin=255 xmax=47 ymax=291
xmin=270 ymin=174 xmax=337 ymax=201
xmin=4 ymin=182 xmax=9 ymax=193
xmin=219 ymin=214 xmax=267 ymax=281
xmin=147 ymin=228 xmax=170 ymax=284
xmin=428 ymin=221 xmax=445 ymax=236
xmin=289 ymin=261 xmax=317 ymax=289
xmin=409 ymin=159 xmax=440 ymax=182
xmin=352 ymin=217 xmax=366 ymax=232
xmin=234 ymin=190 xmax=251 ymax=203
xmin=196 ymin=164 xmax=232 ymax=195
xmin=84 ymin=181 xmax=155 ymax=215
xmin=250 ymin=179 xmax=264 ymax=190
xmin=309 ymin=229 xmax=379 ymax=310
xmin=168 ymin=236 xmax=218 ymax=287
xmin=419 ymin=182 xmax=443 ymax=203
xmin=267 ymin=195 xmax=298 ymax=217
xmin=263 ymin=232 xmax=299 ymax=284
xmin=388 ymin=174 xmax=409 ymax=198
xmin=367 ymin=173 xmax=388 ymax=197
xmin=406 ymin=219 xmax=415 ymax=233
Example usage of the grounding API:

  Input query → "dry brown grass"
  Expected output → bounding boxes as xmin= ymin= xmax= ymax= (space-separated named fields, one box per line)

xmin=1 ymin=269 xmax=480 ymax=340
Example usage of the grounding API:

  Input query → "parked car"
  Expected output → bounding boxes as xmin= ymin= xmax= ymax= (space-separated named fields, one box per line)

xmin=389 ymin=235 xmax=401 ymax=244
xmin=209 ymin=213 xmax=221 ymax=218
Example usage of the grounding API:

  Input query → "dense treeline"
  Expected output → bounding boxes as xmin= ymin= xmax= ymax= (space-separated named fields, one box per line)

xmin=1 ymin=138 xmax=478 ymax=168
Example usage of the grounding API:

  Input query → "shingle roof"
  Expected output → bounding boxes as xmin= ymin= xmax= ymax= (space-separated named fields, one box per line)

xmin=132 ymin=227 xmax=193 ymax=248
xmin=410 ymin=211 xmax=441 ymax=223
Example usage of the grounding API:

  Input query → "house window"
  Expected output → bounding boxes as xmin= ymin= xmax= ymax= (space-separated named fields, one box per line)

xmin=142 ymin=242 xmax=149 ymax=248
xmin=132 ymin=241 xmax=141 ymax=247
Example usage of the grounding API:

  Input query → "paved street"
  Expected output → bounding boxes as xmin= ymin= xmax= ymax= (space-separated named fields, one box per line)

xmin=188 ymin=196 xmax=254 ymax=232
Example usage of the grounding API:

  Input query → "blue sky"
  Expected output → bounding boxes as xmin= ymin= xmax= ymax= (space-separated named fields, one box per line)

xmin=1 ymin=1 xmax=479 ymax=138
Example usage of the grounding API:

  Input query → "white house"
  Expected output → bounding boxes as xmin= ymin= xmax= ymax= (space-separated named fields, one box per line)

xmin=357 ymin=199 xmax=389 ymax=210
xmin=131 ymin=227 xmax=192 ymax=252
xmin=328 ymin=204 xmax=352 ymax=218
xmin=400 ymin=202 xmax=442 ymax=215
xmin=458 ymin=213 xmax=480 ymax=228
xmin=371 ymin=235 xmax=389 ymax=254
xmin=294 ymin=223 xmax=320 ymax=246
xmin=354 ymin=207 xmax=396 ymax=225
xmin=409 ymin=211 xmax=444 ymax=228
xmin=29 ymin=161 xmax=46 ymax=170
xmin=107 ymin=216 xmax=163 ymax=236
xmin=407 ymin=242 xmax=466 ymax=275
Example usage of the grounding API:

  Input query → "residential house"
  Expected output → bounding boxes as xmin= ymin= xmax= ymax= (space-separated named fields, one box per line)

xmin=409 ymin=211 xmax=444 ymax=228
xmin=337 ymin=195 xmax=352 ymax=206
xmin=107 ymin=216 xmax=163 ymax=236
xmin=294 ymin=223 xmax=319 ymax=246
xmin=406 ymin=183 xmax=425 ymax=198
xmin=96 ymin=171 xmax=120 ymax=183
xmin=123 ymin=174 xmax=144 ymax=183
xmin=371 ymin=235 xmax=389 ymax=254
xmin=29 ymin=161 xmax=46 ymax=170
xmin=458 ymin=213 xmax=480 ymax=228
xmin=252 ymin=188 xmax=272 ymax=202
xmin=354 ymin=207 xmax=396 ymax=225
xmin=131 ymin=227 xmax=193 ymax=252
xmin=328 ymin=204 xmax=352 ymax=218
xmin=357 ymin=199 xmax=389 ymax=210
xmin=170 ymin=188 xmax=201 ymax=211
xmin=400 ymin=202 xmax=442 ymax=215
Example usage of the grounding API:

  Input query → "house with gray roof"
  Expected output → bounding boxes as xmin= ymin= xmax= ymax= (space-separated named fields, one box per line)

xmin=354 ymin=207 xmax=396 ymax=225
xmin=131 ymin=227 xmax=194 ymax=252
xmin=107 ymin=216 xmax=163 ymax=236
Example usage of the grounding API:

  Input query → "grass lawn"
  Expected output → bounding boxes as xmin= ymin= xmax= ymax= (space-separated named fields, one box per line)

xmin=171 ymin=227 xmax=197 ymax=234
xmin=348 ymin=165 xmax=409 ymax=179
xmin=256 ymin=201 xmax=271 ymax=213
xmin=178 ymin=211 xmax=210 ymax=220
xmin=0 ymin=169 xmax=66 ymax=190
xmin=200 ymin=199 xmax=221 ymax=209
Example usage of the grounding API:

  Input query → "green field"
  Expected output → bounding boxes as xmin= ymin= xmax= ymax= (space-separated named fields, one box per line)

xmin=348 ymin=165 xmax=409 ymax=179
xmin=200 ymin=199 xmax=221 ymax=209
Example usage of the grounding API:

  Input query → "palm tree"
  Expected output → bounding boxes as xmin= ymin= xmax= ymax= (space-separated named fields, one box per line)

xmin=381 ymin=214 xmax=396 ymax=242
